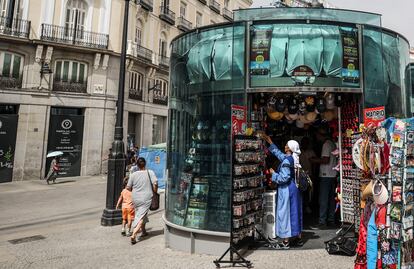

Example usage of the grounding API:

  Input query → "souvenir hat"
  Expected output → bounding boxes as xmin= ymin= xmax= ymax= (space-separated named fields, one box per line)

xmin=322 ymin=110 xmax=335 ymax=122
xmin=276 ymin=97 xmax=286 ymax=112
xmin=305 ymin=96 xmax=315 ymax=112
xmin=362 ymin=180 xmax=373 ymax=200
xmin=267 ymin=110 xmax=284 ymax=121
xmin=298 ymin=100 xmax=307 ymax=115
xmin=288 ymin=97 xmax=299 ymax=114
xmin=305 ymin=111 xmax=317 ymax=122
xmin=325 ymin=93 xmax=336 ymax=109
xmin=299 ymin=114 xmax=313 ymax=125
xmin=316 ymin=98 xmax=327 ymax=113
xmin=373 ymin=179 xmax=389 ymax=205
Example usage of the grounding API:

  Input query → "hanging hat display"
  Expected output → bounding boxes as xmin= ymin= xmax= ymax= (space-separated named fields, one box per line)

xmin=268 ymin=95 xmax=277 ymax=109
xmin=373 ymin=179 xmax=389 ymax=205
xmin=276 ymin=97 xmax=286 ymax=112
xmin=316 ymin=98 xmax=327 ymax=113
xmin=325 ymin=93 xmax=336 ymax=109
xmin=288 ymin=97 xmax=299 ymax=114
xmin=352 ymin=138 xmax=364 ymax=170
xmin=305 ymin=96 xmax=315 ymax=112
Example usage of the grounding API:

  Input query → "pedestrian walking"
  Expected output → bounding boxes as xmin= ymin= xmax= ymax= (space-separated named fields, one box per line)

xmin=116 ymin=176 xmax=135 ymax=237
xmin=45 ymin=157 xmax=59 ymax=184
xmin=127 ymin=157 xmax=158 ymax=244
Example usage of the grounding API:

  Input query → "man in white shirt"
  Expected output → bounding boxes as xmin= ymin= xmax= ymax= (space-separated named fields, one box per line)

xmin=311 ymin=128 xmax=338 ymax=228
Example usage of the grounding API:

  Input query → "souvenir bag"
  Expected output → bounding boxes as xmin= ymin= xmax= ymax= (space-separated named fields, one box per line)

xmin=147 ymin=170 xmax=160 ymax=211
xmin=325 ymin=224 xmax=357 ymax=256
xmin=294 ymin=166 xmax=312 ymax=192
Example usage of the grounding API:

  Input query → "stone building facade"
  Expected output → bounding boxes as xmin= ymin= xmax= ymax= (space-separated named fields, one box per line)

xmin=0 ymin=0 xmax=252 ymax=182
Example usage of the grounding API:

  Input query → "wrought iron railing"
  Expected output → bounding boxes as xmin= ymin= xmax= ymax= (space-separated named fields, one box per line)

xmin=159 ymin=55 xmax=170 ymax=67
xmin=136 ymin=0 xmax=153 ymax=11
xmin=0 ymin=16 xmax=30 ymax=38
xmin=209 ymin=0 xmax=221 ymax=13
xmin=0 ymin=76 xmax=22 ymax=88
xmin=153 ymin=91 xmax=168 ymax=105
xmin=222 ymin=7 xmax=233 ymax=21
xmin=41 ymin=24 xmax=109 ymax=49
xmin=136 ymin=45 xmax=153 ymax=62
xmin=53 ymin=80 xmax=87 ymax=93
xmin=129 ymin=88 xmax=143 ymax=101
xmin=159 ymin=6 xmax=175 ymax=25
xmin=177 ymin=16 xmax=192 ymax=32
xmin=198 ymin=0 xmax=207 ymax=4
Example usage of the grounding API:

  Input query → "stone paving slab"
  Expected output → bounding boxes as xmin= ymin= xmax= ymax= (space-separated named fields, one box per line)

xmin=0 ymin=176 xmax=354 ymax=269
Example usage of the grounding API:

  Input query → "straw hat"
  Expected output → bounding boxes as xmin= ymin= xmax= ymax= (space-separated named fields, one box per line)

xmin=288 ymin=113 xmax=299 ymax=121
xmin=373 ymin=180 xmax=389 ymax=205
xmin=322 ymin=110 xmax=335 ymax=122
xmin=362 ymin=180 xmax=373 ymax=200
xmin=267 ymin=110 xmax=284 ymax=121
xmin=305 ymin=111 xmax=318 ymax=122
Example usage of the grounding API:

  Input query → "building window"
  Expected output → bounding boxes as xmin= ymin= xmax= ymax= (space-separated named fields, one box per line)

xmin=159 ymin=34 xmax=167 ymax=57
xmin=54 ymin=60 xmax=87 ymax=83
xmin=135 ymin=20 xmax=142 ymax=45
xmin=153 ymin=79 xmax=168 ymax=105
xmin=162 ymin=0 xmax=169 ymax=8
xmin=196 ymin=12 xmax=202 ymax=28
xmin=129 ymin=71 xmax=143 ymax=100
xmin=152 ymin=115 xmax=166 ymax=144
xmin=0 ymin=52 xmax=22 ymax=79
xmin=180 ymin=1 xmax=187 ymax=17
xmin=65 ymin=0 xmax=87 ymax=33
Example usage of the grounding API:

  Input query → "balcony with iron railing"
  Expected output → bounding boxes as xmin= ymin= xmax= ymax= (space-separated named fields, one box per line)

xmin=136 ymin=44 xmax=153 ymax=62
xmin=198 ymin=0 xmax=207 ymax=4
xmin=177 ymin=16 xmax=192 ymax=32
xmin=153 ymin=90 xmax=168 ymax=106
xmin=0 ymin=76 xmax=22 ymax=88
xmin=41 ymin=24 xmax=109 ymax=49
xmin=222 ymin=7 xmax=233 ymax=21
xmin=0 ymin=16 xmax=30 ymax=38
xmin=129 ymin=88 xmax=143 ymax=101
xmin=53 ymin=80 xmax=87 ymax=93
xmin=209 ymin=0 xmax=221 ymax=14
xmin=159 ymin=55 xmax=170 ymax=68
xmin=159 ymin=6 xmax=175 ymax=25
xmin=136 ymin=0 xmax=153 ymax=12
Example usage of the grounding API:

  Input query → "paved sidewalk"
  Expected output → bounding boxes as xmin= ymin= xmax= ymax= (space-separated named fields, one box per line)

xmin=0 ymin=176 xmax=354 ymax=269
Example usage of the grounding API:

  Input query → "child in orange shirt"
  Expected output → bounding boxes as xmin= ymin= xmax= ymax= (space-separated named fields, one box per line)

xmin=116 ymin=177 xmax=135 ymax=236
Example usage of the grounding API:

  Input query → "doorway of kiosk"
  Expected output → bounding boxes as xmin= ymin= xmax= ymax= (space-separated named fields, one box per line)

xmin=247 ymin=91 xmax=362 ymax=249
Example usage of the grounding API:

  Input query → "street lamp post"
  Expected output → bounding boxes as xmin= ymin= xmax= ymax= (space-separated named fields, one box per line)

xmin=101 ymin=0 xmax=130 ymax=226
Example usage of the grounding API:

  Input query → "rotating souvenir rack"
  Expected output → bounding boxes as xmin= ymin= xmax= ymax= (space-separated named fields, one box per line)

xmin=214 ymin=135 xmax=265 ymax=268
xmin=388 ymin=120 xmax=414 ymax=268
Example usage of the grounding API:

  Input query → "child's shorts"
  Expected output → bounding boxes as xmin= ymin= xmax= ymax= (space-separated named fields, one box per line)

xmin=122 ymin=208 xmax=135 ymax=221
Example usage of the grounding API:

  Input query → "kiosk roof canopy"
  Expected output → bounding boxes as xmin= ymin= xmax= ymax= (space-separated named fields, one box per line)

xmin=234 ymin=7 xmax=382 ymax=27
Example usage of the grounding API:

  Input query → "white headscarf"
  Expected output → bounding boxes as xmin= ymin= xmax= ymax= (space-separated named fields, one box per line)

xmin=287 ymin=140 xmax=301 ymax=168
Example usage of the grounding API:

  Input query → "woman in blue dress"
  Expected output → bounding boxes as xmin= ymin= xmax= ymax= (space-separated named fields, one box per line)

xmin=263 ymin=134 xmax=303 ymax=249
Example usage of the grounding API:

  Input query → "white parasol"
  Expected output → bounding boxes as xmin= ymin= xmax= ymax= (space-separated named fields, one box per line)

xmin=46 ymin=151 xmax=64 ymax=158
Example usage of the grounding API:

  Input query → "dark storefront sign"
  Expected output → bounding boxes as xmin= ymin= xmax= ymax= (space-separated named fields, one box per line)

xmin=0 ymin=114 xmax=18 ymax=183
xmin=340 ymin=26 xmax=360 ymax=87
xmin=250 ymin=25 xmax=273 ymax=76
xmin=46 ymin=112 xmax=84 ymax=178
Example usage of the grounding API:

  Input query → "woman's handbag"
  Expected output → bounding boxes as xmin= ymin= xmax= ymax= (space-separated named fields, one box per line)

xmin=147 ymin=170 xmax=160 ymax=211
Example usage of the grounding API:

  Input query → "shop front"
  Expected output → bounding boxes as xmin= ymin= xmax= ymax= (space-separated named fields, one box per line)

xmin=164 ymin=8 xmax=412 ymax=256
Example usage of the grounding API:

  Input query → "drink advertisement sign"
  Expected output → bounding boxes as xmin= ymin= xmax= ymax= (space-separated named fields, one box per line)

xmin=231 ymin=105 xmax=246 ymax=135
